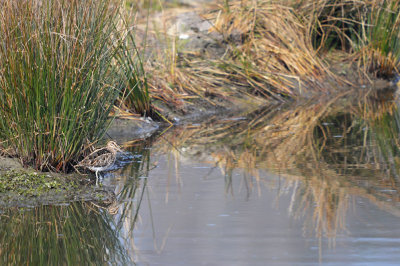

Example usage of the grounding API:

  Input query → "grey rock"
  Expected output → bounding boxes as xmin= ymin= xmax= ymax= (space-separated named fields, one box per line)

xmin=165 ymin=0 xmax=214 ymax=6
xmin=168 ymin=12 xmax=226 ymax=57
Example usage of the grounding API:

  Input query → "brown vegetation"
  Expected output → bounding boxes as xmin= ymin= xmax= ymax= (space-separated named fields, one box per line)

xmin=134 ymin=0 xmax=400 ymax=111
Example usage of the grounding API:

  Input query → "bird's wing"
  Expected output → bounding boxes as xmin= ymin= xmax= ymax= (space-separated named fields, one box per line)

xmin=85 ymin=153 xmax=116 ymax=168
xmin=76 ymin=147 xmax=108 ymax=167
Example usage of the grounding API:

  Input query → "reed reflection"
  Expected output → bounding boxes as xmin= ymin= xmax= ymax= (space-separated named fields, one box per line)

xmin=100 ymin=138 xmax=154 ymax=260
xmin=0 ymin=202 xmax=131 ymax=265
xmin=151 ymin=89 xmax=400 ymax=239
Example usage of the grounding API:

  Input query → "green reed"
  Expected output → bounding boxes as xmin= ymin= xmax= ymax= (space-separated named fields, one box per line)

xmin=303 ymin=0 xmax=400 ymax=76
xmin=0 ymin=0 xmax=149 ymax=172
xmin=116 ymin=25 xmax=151 ymax=116
xmin=361 ymin=0 xmax=400 ymax=76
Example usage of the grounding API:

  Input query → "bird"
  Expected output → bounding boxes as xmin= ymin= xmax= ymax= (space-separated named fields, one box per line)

xmin=75 ymin=141 xmax=123 ymax=185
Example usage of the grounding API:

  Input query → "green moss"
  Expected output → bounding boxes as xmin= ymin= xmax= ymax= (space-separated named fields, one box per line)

xmin=0 ymin=170 xmax=76 ymax=197
xmin=94 ymin=192 xmax=105 ymax=201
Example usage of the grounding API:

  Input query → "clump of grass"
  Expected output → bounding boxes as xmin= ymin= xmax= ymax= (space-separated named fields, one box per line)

xmin=0 ymin=0 xmax=149 ymax=172
xmin=211 ymin=1 xmax=332 ymax=97
xmin=142 ymin=0 xmax=400 ymax=106
xmin=359 ymin=1 xmax=400 ymax=77
xmin=297 ymin=0 xmax=400 ymax=77
xmin=146 ymin=0 xmax=336 ymax=103
xmin=115 ymin=21 xmax=152 ymax=116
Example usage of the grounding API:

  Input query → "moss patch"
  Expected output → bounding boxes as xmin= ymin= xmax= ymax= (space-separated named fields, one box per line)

xmin=0 ymin=170 xmax=77 ymax=197
xmin=0 ymin=169 xmax=115 ymax=208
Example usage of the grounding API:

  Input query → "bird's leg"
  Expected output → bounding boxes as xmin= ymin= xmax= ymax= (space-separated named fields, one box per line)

xmin=73 ymin=165 xmax=83 ymax=175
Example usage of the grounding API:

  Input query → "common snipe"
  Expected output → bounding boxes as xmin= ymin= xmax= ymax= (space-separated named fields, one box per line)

xmin=76 ymin=141 xmax=123 ymax=185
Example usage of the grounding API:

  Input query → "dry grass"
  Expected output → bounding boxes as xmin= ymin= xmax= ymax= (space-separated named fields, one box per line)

xmin=209 ymin=1 xmax=332 ymax=97
xmin=134 ymin=0 xmax=400 ymax=109
xmin=139 ymin=0 xmax=342 ymax=108
xmin=294 ymin=0 xmax=400 ymax=77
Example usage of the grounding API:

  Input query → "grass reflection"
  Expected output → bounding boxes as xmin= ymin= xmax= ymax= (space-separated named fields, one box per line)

xmin=93 ymin=138 xmax=154 ymax=260
xmin=0 ymin=202 xmax=131 ymax=265
xmin=152 ymin=89 xmax=400 ymax=238
xmin=115 ymin=139 xmax=152 ymax=230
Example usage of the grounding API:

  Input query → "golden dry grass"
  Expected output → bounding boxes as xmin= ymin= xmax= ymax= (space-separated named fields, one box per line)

xmin=133 ymin=0 xmax=400 ymax=110
xmin=139 ymin=0 xmax=344 ymax=108
xmin=293 ymin=0 xmax=400 ymax=77
xmin=209 ymin=1 xmax=332 ymax=96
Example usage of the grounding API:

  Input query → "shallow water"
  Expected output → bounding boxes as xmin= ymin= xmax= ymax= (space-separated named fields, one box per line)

xmin=127 ymin=154 xmax=400 ymax=265
xmin=2 ymin=98 xmax=400 ymax=265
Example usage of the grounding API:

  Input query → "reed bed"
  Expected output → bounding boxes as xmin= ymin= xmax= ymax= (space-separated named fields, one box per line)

xmin=0 ymin=0 xmax=149 ymax=172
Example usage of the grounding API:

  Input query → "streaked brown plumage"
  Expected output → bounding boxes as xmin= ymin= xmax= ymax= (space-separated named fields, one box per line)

xmin=76 ymin=141 xmax=123 ymax=184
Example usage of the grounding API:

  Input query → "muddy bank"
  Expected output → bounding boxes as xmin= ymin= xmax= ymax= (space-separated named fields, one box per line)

xmin=0 ymin=157 xmax=116 ymax=208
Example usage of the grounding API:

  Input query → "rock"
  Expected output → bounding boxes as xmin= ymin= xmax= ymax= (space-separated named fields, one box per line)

xmin=168 ymin=12 xmax=226 ymax=57
xmin=368 ymin=79 xmax=398 ymax=101
xmin=106 ymin=118 xmax=160 ymax=142
xmin=165 ymin=0 xmax=214 ymax=6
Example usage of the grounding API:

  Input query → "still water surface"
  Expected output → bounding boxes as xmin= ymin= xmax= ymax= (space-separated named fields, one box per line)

xmin=125 ymin=154 xmax=400 ymax=265
xmin=2 ymin=96 xmax=400 ymax=265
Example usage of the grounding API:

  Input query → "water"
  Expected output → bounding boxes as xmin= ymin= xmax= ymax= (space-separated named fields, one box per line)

xmin=2 ymin=97 xmax=400 ymax=265
xmin=116 ymin=154 xmax=400 ymax=265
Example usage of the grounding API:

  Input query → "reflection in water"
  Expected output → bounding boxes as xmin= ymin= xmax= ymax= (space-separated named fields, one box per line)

xmin=108 ymin=139 xmax=153 ymax=261
xmin=0 ymin=202 xmax=131 ymax=265
xmin=151 ymin=90 xmax=400 ymax=241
